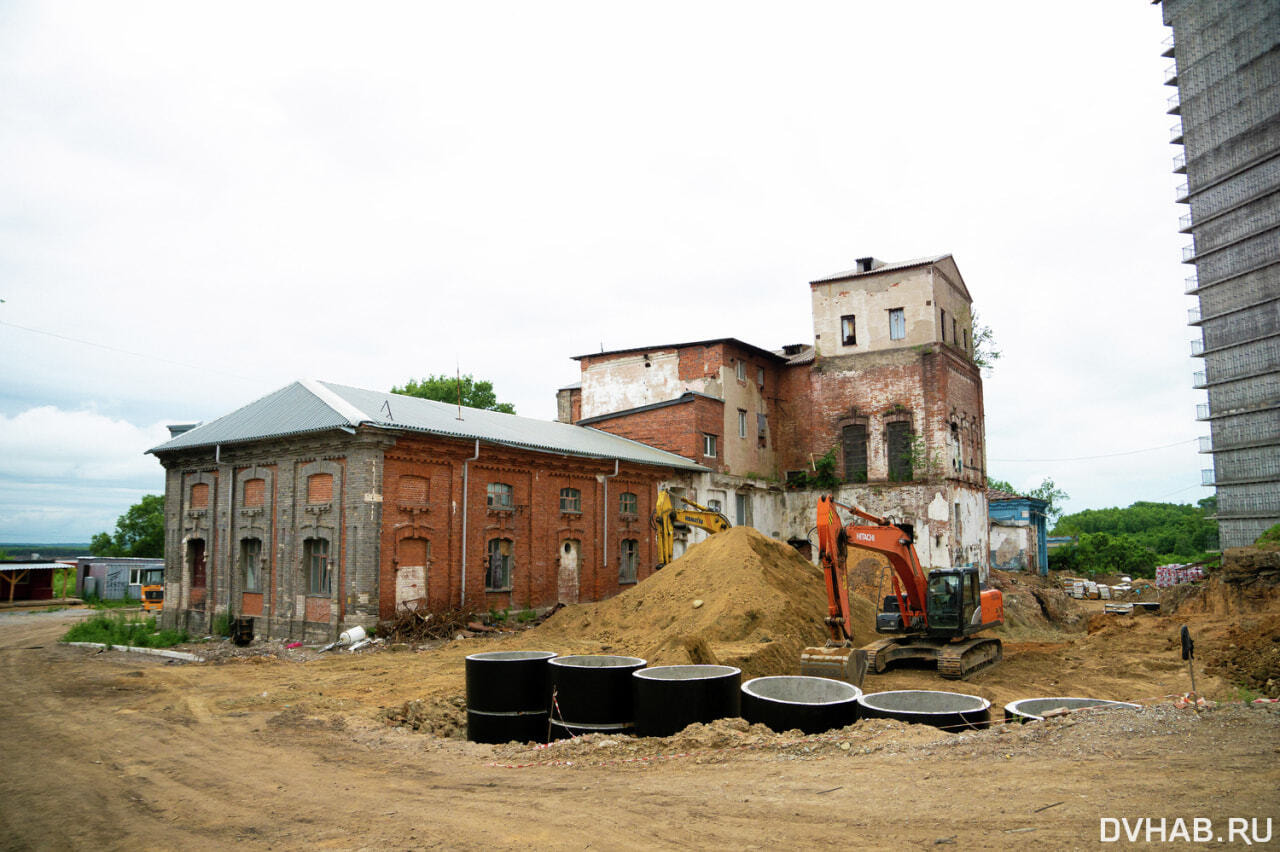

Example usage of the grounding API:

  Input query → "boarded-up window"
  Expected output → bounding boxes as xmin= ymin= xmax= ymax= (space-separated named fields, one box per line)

xmin=843 ymin=424 xmax=868 ymax=482
xmin=486 ymin=538 xmax=513 ymax=590
xmin=307 ymin=473 xmax=333 ymax=504
xmin=889 ymin=307 xmax=906 ymax=341
xmin=190 ymin=482 xmax=209 ymax=509
xmin=887 ymin=421 xmax=914 ymax=482
xmin=400 ymin=475 xmax=428 ymax=503
xmin=243 ymin=478 xmax=265 ymax=507
xmin=619 ymin=539 xmax=639 ymax=584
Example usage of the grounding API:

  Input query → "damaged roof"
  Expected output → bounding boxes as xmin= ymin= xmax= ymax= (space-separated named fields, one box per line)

xmin=148 ymin=380 xmax=707 ymax=472
xmin=572 ymin=337 xmax=788 ymax=364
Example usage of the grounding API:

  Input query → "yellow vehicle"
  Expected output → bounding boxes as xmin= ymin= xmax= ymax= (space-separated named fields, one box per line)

xmin=139 ymin=567 xmax=164 ymax=612
xmin=651 ymin=490 xmax=731 ymax=568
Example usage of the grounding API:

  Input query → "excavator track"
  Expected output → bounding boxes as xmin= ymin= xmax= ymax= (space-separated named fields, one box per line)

xmin=861 ymin=637 xmax=903 ymax=675
xmin=937 ymin=637 xmax=1003 ymax=680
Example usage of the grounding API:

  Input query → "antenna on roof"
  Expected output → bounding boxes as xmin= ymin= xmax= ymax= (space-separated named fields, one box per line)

xmin=380 ymin=399 xmax=394 ymax=421
xmin=456 ymin=359 xmax=464 ymax=421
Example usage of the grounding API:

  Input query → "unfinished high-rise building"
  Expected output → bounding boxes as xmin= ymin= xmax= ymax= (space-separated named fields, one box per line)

xmin=1159 ymin=0 xmax=1280 ymax=547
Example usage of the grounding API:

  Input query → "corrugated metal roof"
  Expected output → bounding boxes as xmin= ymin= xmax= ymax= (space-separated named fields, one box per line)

xmin=810 ymin=254 xmax=951 ymax=285
xmin=149 ymin=380 xmax=707 ymax=472
xmin=147 ymin=382 xmax=356 ymax=453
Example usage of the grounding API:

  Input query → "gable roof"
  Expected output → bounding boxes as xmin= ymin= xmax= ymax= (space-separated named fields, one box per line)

xmin=148 ymin=380 xmax=707 ymax=472
xmin=810 ymin=254 xmax=951 ymax=284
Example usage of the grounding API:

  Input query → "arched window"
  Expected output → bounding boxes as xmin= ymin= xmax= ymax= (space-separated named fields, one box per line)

xmin=486 ymin=538 xmax=513 ymax=590
xmin=560 ymin=487 xmax=581 ymax=513
xmin=486 ymin=482 xmax=513 ymax=509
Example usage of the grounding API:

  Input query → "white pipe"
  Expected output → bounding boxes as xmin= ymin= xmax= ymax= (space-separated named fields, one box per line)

xmin=602 ymin=459 xmax=619 ymax=566
xmin=460 ymin=440 xmax=481 ymax=608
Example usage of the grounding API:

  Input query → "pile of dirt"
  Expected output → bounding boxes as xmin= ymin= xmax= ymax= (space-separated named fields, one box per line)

xmin=1205 ymin=619 xmax=1280 ymax=698
xmin=1166 ymin=546 xmax=1280 ymax=617
xmin=530 ymin=526 xmax=878 ymax=678
xmin=988 ymin=569 xmax=1086 ymax=638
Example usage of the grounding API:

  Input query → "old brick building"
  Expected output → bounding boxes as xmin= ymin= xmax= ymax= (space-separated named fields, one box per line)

xmin=557 ymin=255 xmax=992 ymax=574
xmin=150 ymin=380 xmax=703 ymax=640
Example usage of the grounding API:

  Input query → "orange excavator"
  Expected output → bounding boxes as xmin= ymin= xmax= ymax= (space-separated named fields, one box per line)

xmin=800 ymin=495 xmax=1004 ymax=682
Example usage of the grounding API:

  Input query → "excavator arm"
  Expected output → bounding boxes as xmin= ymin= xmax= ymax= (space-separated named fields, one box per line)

xmin=815 ymin=495 xmax=930 ymax=632
xmin=652 ymin=490 xmax=731 ymax=568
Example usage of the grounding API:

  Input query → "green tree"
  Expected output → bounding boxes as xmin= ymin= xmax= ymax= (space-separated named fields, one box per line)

xmin=1027 ymin=477 xmax=1069 ymax=527
xmin=986 ymin=476 xmax=1017 ymax=493
xmin=90 ymin=494 xmax=165 ymax=558
xmin=971 ymin=311 xmax=1001 ymax=372
xmin=391 ymin=374 xmax=516 ymax=414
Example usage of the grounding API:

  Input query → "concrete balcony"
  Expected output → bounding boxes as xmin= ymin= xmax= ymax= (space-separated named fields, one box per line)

xmin=1179 ymin=212 xmax=1193 ymax=232
xmin=1167 ymin=92 xmax=1181 ymax=114
xmin=1175 ymin=181 xmax=1190 ymax=202
xmin=1188 ymin=306 xmax=1202 ymax=324
xmin=1185 ymin=274 xmax=1199 ymax=293
xmin=1171 ymin=122 xmax=1184 ymax=144
xmin=1182 ymin=243 xmax=1196 ymax=262
xmin=1201 ymin=468 xmax=1215 ymax=486
xmin=1199 ymin=435 xmax=1212 ymax=453
xmin=1162 ymin=34 xmax=1175 ymax=58
xmin=1173 ymin=151 xmax=1186 ymax=173
xmin=1196 ymin=403 xmax=1211 ymax=420
xmin=1191 ymin=338 xmax=1205 ymax=356
xmin=1192 ymin=370 xmax=1207 ymax=388
xmin=1165 ymin=63 xmax=1178 ymax=85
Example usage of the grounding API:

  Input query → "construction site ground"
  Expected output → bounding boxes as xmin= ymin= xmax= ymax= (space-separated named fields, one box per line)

xmin=3 ymin=529 xmax=1278 ymax=850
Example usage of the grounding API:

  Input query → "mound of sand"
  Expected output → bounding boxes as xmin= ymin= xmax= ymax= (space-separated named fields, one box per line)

xmin=531 ymin=526 xmax=879 ymax=678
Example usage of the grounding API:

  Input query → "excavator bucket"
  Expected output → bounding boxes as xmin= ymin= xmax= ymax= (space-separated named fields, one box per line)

xmin=799 ymin=646 xmax=868 ymax=688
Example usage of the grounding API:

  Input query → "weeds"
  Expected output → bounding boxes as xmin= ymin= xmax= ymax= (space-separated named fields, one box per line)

xmin=61 ymin=612 xmax=189 ymax=648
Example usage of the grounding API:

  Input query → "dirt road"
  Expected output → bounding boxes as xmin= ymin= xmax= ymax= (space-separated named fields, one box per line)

xmin=2 ymin=609 xmax=1277 ymax=851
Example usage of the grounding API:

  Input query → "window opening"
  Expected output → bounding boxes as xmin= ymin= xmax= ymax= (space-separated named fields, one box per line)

xmin=889 ymin=308 xmax=906 ymax=340
xmin=486 ymin=538 xmax=513 ymax=590
xmin=841 ymin=314 xmax=857 ymax=346
xmin=560 ymin=487 xmax=581 ymax=513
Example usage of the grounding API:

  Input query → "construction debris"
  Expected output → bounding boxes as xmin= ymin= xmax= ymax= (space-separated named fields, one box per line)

xmin=379 ymin=606 xmax=475 ymax=644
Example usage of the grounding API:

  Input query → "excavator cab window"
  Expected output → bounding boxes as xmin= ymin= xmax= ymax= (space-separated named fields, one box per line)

xmin=965 ymin=572 xmax=981 ymax=626
xmin=926 ymin=573 xmax=961 ymax=629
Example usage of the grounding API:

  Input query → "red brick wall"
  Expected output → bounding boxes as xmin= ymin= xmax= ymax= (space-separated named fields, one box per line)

xmin=580 ymin=397 xmax=723 ymax=472
xmin=773 ymin=347 xmax=984 ymax=485
xmin=379 ymin=437 xmax=674 ymax=618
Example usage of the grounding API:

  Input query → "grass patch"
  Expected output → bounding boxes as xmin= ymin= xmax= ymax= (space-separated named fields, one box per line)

xmin=61 ymin=613 xmax=189 ymax=649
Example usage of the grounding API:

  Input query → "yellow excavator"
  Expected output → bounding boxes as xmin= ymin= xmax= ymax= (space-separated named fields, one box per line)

xmin=651 ymin=490 xmax=731 ymax=568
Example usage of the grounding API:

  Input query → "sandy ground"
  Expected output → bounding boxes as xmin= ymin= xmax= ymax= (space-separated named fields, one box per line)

xmin=2 ymin=606 xmax=1278 ymax=851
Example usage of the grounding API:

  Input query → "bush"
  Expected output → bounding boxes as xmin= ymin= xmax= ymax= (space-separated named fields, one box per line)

xmin=211 ymin=613 xmax=231 ymax=637
xmin=1256 ymin=524 xmax=1280 ymax=547
xmin=62 ymin=613 xmax=189 ymax=648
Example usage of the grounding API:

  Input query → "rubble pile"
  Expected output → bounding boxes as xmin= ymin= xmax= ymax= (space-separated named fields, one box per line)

xmin=531 ymin=526 xmax=879 ymax=678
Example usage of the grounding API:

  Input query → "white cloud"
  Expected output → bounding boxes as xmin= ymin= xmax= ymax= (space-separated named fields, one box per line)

xmin=0 ymin=407 xmax=167 ymax=484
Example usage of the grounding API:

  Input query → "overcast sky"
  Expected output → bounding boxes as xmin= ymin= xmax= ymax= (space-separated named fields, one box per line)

xmin=0 ymin=2 xmax=1207 ymax=543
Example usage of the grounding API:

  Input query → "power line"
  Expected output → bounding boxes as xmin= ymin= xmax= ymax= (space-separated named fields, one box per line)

xmin=989 ymin=438 xmax=1198 ymax=463
xmin=0 ymin=319 xmax=257 ymax=383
